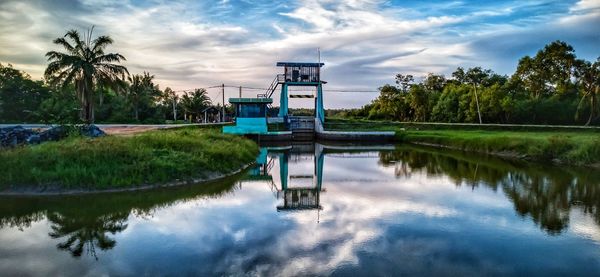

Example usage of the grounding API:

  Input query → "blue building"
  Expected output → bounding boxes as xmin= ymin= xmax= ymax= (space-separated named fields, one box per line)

xmin=223 ymin=62 xmax=325 ymax=138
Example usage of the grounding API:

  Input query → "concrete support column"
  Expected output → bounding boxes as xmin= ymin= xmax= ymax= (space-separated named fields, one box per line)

xmin=316 ymin=83 xmax=325 ymax=124
xmin=279 ymin=152 xmax=288 ymax=190
xmin=278 ymin=84 xmax=288 ymax=117
xmin=315 ymin=143 xmax=324 ymax=191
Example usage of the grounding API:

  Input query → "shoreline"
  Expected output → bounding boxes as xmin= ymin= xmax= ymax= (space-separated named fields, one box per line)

xmin=324 ymin=121 xmax=600 ymax=167
xmin=0 ymin=162 xmax=254 ymax=197
xmin=406 ymin=139 xmax=600 ymax=168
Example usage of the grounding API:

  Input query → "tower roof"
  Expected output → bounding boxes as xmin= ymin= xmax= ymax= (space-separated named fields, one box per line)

xmin=276 ymin=62 xmax=324 ymax=67
xmin=229 ymin=98 xmax=273 ymax=104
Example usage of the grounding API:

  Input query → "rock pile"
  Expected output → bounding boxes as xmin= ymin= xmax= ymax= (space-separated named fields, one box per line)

xmin=0 ymin=125 xmax=106 ymax=148
xmin=0 ymin=126 xmax=37 ymax=147
xmin=79 ymin=125 xmax=106 ymax=138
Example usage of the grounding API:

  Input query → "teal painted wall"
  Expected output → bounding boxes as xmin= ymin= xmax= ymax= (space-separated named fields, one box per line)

xmin=223 ymin=117 xmax=268 ymax=134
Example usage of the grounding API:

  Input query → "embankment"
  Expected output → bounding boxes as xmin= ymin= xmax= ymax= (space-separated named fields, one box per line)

xmin=0 ymin=127 xmax=259 ymax=194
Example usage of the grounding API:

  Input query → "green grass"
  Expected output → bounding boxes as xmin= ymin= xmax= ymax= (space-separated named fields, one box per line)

xmin=399 ymin=130 xmax=600 ymax=165
xmin=324 ymin=118 xmax=600 ymax=166
xmin=0 ymin=128 xmax=259 ymax=190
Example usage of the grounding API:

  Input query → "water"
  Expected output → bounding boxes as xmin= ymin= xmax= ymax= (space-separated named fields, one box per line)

xmin=1 ymin=143 xmax=600 ymax=276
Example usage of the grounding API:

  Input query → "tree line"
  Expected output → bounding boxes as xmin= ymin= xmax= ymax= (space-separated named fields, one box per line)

xmin=0 ymin=28 xmax=218 ymax=124
xmin=1 ymin=29 xmax=598 ymax=126
xmin=344 ymin=41 xmax=599 ymax=125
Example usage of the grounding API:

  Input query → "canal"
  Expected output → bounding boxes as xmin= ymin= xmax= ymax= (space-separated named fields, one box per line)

xmin=1 ymin=143 xmax=599 ymax=276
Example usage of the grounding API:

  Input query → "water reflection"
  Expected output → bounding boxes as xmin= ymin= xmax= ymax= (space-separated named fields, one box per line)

xmin=379 ymin=146 xmax=600 ymax=234
xmin=250 ymin=144 xmax=326 ymax=211
xmin=248 ymin=143 xmax=396 ymax=214
xmin=47 ymin=211 xmax=128 ymax=259
xmin=0 ymin=177 xmax=240 ymax=260
xmin=1 ymin=143 xmax=600 ymax=275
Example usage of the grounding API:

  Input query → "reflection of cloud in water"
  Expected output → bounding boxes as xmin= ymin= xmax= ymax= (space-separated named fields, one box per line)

xmin=569 ymin=208 xmax=600 ymax=245
xmin=2 ymin=147 xmax=600 ymax=275
xmin=0 ymin=221 xmax=98 ymax=276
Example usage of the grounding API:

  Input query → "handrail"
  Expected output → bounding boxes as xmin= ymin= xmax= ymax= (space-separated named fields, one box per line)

xmin=257 ymin=75 xmax=280 ymax=98
xmin=267 ymin=75 xmax=281 ymax=98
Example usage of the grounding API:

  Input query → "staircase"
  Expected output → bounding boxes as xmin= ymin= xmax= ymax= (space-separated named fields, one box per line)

xmin=258 ymin=75 xmax=283 ymax=99
xmin=258 ymin=75 xmax=283 ymax=112
xmin=289 ymin=116 xmax=315 ymax=141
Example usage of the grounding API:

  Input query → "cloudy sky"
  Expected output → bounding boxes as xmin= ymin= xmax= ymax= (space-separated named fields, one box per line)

xmin=0 ymin=0 xmax=599 ymax=108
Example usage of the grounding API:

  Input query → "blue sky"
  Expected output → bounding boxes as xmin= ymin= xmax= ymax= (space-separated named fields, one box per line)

xmin=0 ymin=0 xmax=598 ymax=108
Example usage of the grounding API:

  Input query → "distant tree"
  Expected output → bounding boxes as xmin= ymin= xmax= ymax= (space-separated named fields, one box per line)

xmin=408 ymin=84 xmax=429 ymax=121
xmin=574 ymin=57 xmax=600 ymax=125
xmin=513 ymin=40 xmax=577 ymax=98
xmin=180 ymin=88 xmax=211 ymax=121
xmin=39 ymin=84 xmax=80 ymax=123
xmin=451 ymin=67 xmax=468 ymax=84
xmin=423 ymin=73 xmax=446 ymax=92
xmin=0 ymin=63 xmax=50 ymax=122
xmin=395 ymin=74 xmax=414 ymax=93
xmin=44 ymin=27 xmax=128 ymax=123
xmin=374 ymin=84 xmax=409 ymax=120
xmin=162 ymin=87 xmax=179 ymax=121
xmin=431 ymin=84 xmax=470 ymax=122
xmin=126 ymin=72 xmax=159 ymax=121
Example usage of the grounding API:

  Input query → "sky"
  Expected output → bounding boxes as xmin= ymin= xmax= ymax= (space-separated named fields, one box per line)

xmin=0 ymin=0 xmax=599 ymax=108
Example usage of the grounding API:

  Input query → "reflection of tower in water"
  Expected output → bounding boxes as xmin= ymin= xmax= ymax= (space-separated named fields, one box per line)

xmin=250 ymin=143 xmax=325 ymax=216
xmin=277 ymin=143 xmax=324 ymax=212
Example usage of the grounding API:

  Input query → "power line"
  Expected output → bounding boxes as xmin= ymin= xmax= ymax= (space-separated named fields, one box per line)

xmin=169 ymin=84 xmax=380 ymax=94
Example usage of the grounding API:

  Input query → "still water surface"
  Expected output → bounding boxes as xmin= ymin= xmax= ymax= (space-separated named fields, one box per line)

xmin=1 ymin=143 xmax=600 ymax=276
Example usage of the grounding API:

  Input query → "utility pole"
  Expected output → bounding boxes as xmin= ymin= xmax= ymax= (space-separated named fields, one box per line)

xmin=317 ymin=47 xmax=321 ymax=82
xmin=172 ymin=96 xmax=177 ymax=121
xmin=222 ymin=84 xmax=225 ymax=122
xmin=473 ymin=83 xmax=482 ymax=124
xmin=239 ymin=86 xmax=242 ymax=98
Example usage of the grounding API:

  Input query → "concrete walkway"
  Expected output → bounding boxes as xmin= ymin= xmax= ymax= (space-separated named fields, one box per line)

xmin=0 ymin=123 xmax=231 ymax=135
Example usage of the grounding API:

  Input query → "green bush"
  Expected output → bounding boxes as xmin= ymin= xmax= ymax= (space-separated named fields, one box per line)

xmin=0 ymin=128 xmax=258 ymax=190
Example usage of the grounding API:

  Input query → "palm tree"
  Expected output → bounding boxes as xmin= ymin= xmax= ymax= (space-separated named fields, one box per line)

xmin=180 ymin=88 xmax=211 ymax=122
xmin=575 ymin=58 xmax=600 ymax=126
xmin=45 ymin=27 xmax=128 ymax=123
xmin=126 ymin=72 xmax=158 ymax=121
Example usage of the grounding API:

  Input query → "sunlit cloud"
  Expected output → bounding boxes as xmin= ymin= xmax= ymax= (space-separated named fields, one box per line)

xmin=0 ymin=0 xmax=597 ymax=108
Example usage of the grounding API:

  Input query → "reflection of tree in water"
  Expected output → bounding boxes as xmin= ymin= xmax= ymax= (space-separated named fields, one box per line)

xmin=0 ymin=212 xmax=45 ymax=231
xmin=0 ymin=175 xmax=241 ymax=259
xmin=380 ymin=146 xmax=600 ymax=234
xmin=501 ymin=172 xmax=571 ymax=234
xmin=47 ymin=212 xmax=128 ymax=259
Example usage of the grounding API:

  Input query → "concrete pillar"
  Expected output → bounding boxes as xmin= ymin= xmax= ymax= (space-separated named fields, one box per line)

xmin=278 ymin=84 xmax=288 ymax=117
xmin=315 ymin=143 xmax=324 ymax=191
xmin=279 ymin=152 xmax=288 ymax=190
xmin=316 ymin=83 xmax=325 ymax=124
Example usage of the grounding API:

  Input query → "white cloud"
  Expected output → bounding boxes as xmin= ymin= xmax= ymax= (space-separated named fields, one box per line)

xmin=0 ymin=0 xmax=598 ymax=108
xmin=571 ymin=0 xmax=600 ymax=12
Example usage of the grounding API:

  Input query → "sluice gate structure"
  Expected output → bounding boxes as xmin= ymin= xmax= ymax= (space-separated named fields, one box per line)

xmin=223 ymin=61 xmax=394 ymax=141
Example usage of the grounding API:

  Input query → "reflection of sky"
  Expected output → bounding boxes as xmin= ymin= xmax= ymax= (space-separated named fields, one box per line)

xmin=1 ymin=151 xmax=600 ymax=276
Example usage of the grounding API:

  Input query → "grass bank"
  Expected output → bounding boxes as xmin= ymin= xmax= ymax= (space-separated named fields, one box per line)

xmin=0 ymin=127 xmax=259 ymax=192
xmin=325 ymin=118 xmax=600 ymax=166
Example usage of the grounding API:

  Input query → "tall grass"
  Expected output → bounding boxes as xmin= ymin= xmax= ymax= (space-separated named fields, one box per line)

xmin=398 ymin=130 xmax=600 ymax=165
xmin=0 ymin=128 xmax=258 ymax=189
xmin=324 ymin=119 xmax=600 ymax=165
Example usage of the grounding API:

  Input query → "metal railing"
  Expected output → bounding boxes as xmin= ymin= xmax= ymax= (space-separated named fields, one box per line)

xmin=257 ymin=75 xmax=283 ymax=98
